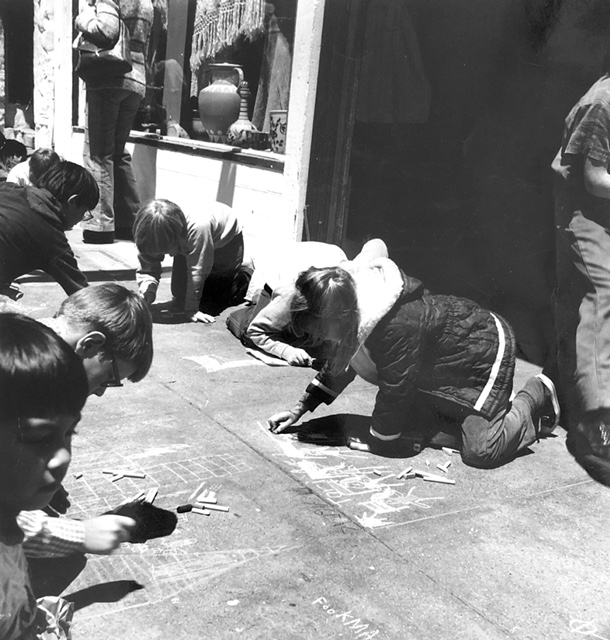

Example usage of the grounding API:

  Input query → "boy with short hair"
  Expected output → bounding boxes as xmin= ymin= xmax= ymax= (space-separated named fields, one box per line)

xmin=0 ymin=313 xmax=89 ymax=639
xmin=18 ymin=284 xmax=152 ymax=565
xmin=0 ymin=160 xmax=99 ymax=297
xmin=134 ymin=198 xmax=251 ymax=323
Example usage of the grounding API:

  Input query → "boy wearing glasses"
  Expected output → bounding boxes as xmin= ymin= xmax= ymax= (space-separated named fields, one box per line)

xmin=17 ymin=284 xmax=152 ymax=581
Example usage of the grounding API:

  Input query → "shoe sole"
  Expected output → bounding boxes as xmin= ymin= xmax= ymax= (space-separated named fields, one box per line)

xmin=536 ymin=373 xmax=561 ymax=430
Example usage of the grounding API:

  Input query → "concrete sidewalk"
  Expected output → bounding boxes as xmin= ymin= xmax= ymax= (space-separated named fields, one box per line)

xmin=12 ymin=231 xmax=610 ymax=640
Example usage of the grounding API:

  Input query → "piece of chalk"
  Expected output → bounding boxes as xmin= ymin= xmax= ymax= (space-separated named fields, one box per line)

xmin=122 ymin=471 xmax=146 ymax=479
xmin=73 ymin=472 xmax=83 ymax=479
xmin=102 ymin=469 xmax=117 ymax=475
xmin=425 ymin=459 xmax=430 ymax=466
xmin=442 ymin=447 xmax=459 ymax=455
xmin=192 ymin=507 xmax=211 ymax=516
xmin=423 ymin=476 xmax=456 ymax=485
xmin=403 ymin=472 xmax=417 ymax=479
xmin=197 ymin=493 xmax=217 ymax=504
xmin=397 ymin=466 xmax=413 ymax=479
xmin=196 ymin=503 xmax=229 ymax=512
xmin=176 ymin=504 xmax=193 ymax=513
xmin=413 ymin=469 xmax=429 ymax=478
xmin=111 ymin=474 xmax=124 ymax=482
xmin=373 ymin=469 xmax=382 ymax=476
xmin=144 ymin=488 xmax=158 ymax=504
xmin=436 ymin=461 xmax=452 ymax=473
xmin=132 ymin=490 xmax=146 ymax=502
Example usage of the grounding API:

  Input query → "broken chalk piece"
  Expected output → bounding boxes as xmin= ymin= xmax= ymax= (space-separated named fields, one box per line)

xmin=111 ymin=474 xmax=124 ymax=482
xmin=102 ymin=469 xmax=117 ymax=475
xmin=132 ymin=490 xmax=146 ymax=502
xmin=144 ymin=488 xmax=158 ymax=504
xmin=442 ymin=447 xmax=459 ymax=455
xmin=413 ymin=469 xmax=428 ymax=478
xmin=73 ymin=472 xmax=83 ymax=480
xmin=403 ymin=472 xmax=417 ymax=479
xmin=192 ymin=507 xmax=211 ymax=516
xmin=196 ymin=503 xmax=229 ymax=512
xmin=423 ymin=476 xmax=456 ymax=485
xmin=197 ymin=493 xmax=217 ymax=504
xmin=373 ymin=469 xmax=382 ymax=476
xmin=176 ymin=504 xmax=193 ymax=513
xmin=397 ymin=465 xmax=413 ymax=479
xmin=122 ymin=471 xmax=146 ymax=479
xmin=437 ymin=461 xmax=452 ymax=473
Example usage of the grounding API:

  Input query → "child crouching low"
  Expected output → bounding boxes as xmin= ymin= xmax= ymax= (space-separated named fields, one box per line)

xmin=0 ymin=313 xmax=88 ymax=640
xmin=267 ymin=259 xmax=561 ymax=469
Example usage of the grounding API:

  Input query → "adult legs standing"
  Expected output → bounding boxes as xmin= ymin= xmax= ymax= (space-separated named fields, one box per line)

xmin=555 ymin=209 xmax=610 ymax=483
xmin=82 ymin=88 xmax=142 ymax=243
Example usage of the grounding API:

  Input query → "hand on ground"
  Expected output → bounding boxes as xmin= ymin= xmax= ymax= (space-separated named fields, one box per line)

xmin=188 ymin=311 xmax=216 ymax=324
xmin=285 ymin=348 xmax=313 ymax=367
xmin=83 ymin=515 xmax=137 ymax=554
xmin=268 ymin=410 xmax=301 ymax=433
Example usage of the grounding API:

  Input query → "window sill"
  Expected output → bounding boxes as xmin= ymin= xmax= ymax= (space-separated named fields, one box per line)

xmin=72 ymin=127 xmax=285 ymax=172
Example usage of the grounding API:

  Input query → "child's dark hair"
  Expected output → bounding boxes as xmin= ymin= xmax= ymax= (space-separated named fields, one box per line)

xmin=55 ymin=284 xmax=154 ymax=383
xmin=133 ymin=199 xmax=188 ymax=255
xmin=0 ymin=313 xmax=88 ymax=422
xmin=0 ymin=139 xmax=27 ymax=165
xmin=291 ymin=266 xmax=360 ymax=374
xmin=29 ymin=148 xmax=61 ymax=186
xmin=36 ymin=160 xmax=99 ymax=210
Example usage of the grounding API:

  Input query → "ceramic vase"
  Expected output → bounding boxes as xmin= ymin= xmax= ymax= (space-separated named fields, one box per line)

xmin=269 ymin=110 xmax=288 ymax=153
xmin=198 ymin=63 xmax=244 ymax=143
xmin=226 ymin=81 xmax=259 ymax=148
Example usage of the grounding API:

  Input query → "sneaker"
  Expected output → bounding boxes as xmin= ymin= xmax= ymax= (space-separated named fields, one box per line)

xmin=535 ymin=373 xmax=561 ymax=436
xmin=567 ymin=418 xmax=610 ymax=486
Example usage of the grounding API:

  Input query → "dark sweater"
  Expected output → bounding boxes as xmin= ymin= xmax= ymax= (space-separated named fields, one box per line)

xmin=0 ymin=183 xmax=88 ymax=294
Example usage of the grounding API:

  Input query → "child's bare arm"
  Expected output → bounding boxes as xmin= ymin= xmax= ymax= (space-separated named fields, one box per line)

xmin=584 ymin=156 xmax=610 ymax=199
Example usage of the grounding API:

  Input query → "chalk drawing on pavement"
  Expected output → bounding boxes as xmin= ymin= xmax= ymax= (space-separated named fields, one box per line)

xmin=260 ymin=422 xmax=445 ymax=529
xmin=69 ymin=545 xmax=299 ymax=618
xmin=184 ymin=354 xmax=263 ymax=372
xmin=65 ymin=451 xmax=252 ymax=521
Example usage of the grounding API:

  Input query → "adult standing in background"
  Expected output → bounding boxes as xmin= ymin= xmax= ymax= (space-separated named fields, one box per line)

xmin=551 ymin=72 xmax=610 ymax=485
xmin=75 ymin=0 xmax=154 ymax=245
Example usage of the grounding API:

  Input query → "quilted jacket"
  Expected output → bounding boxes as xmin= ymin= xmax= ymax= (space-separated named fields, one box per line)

xmin=299 ymin=258 xmax=516 ymax=437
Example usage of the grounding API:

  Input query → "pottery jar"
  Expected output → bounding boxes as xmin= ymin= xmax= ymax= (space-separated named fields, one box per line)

xmin=198 ymin=63 xmax=244 ymax=143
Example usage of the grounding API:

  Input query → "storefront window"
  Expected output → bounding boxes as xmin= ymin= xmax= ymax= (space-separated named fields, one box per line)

xmin=135 ymin=0 xmax=296 ymax=153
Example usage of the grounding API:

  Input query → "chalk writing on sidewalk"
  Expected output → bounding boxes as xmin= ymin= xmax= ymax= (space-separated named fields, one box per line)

xmin=312 ymin=596 xmax=382 ymax=639
xmin=262 ymin=424 xmax=444 ymax=529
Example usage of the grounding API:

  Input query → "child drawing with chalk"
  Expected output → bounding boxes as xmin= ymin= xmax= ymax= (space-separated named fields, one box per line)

xmin=0 ymin=313 xmax=89 ymax=639
xmin=267 ymin=257 xmax=561 ymax=468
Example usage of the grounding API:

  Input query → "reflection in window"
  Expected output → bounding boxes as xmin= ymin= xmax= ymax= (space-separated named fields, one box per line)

xmin=136 ymin=0 xmax=296 ymax=153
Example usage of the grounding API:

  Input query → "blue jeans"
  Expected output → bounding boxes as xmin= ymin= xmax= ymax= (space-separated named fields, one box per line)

xmin=82 ymin=88 xmax=142 ymax=233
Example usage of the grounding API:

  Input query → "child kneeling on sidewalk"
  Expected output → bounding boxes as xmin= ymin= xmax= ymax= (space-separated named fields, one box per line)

xmin=267 ymin=259 xmax=560 ymax=468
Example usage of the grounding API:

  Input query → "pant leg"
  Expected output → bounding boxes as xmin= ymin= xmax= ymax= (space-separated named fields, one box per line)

xmin=461 ymin=377 xmax=543 ymax=469
xmin=82 ymin=88 xmax=122 ymax=233
xmin=562 ymin=211 xmax=610 ymax=414
xmin=113 ymin=90 xmax=143 ymax=230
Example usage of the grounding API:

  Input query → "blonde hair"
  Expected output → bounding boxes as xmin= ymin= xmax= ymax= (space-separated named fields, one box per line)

xmin=291 ymin=266 xmax=360 ymax=374
xmin=133 ymin=199 xmax=187 ymax=255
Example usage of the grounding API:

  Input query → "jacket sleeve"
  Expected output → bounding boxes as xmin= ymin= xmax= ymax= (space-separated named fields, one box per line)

xmin=246 ymin=288 xmax=304 ymax=361
xmin=136 ymin=252 xmax=164 ymax=302
xmin=18 ymin=511 xmax=86 ymax=558
xmin=298 ymin=367 xmax=358 ymax=413
xmin=184 ymin=223 xmax=214 ymax=313
xmin=46 ymin=248 xmax=88 ymax=295
xmin=75 ymin=0 xmax=120 ymax=46
xmin=367 ymin=304 xmax=427 ymax=437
